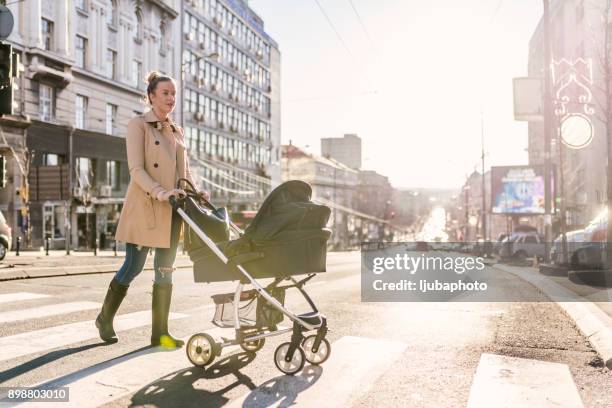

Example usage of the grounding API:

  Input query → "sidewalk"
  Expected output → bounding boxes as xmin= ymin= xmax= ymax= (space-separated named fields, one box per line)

xmin=493 ymin=263 xmax=612 ymax=370
xmin=0 ymin=250 xmax=194 ymax=281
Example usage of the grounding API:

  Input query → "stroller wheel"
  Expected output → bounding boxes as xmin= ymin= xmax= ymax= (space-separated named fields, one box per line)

xmin=240 ymin=337 xmax=265 ymax=353
xmin=274 ymin=342 xmax=305 ymax=375
xmin=186 ymin=333 xmax=216 ymax=367
xmin=302 ymin=335 xmax=331 ymax=365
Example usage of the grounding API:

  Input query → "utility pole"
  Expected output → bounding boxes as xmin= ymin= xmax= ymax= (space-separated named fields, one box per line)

xmin=464 ymin=184 xmax=470 ymax=242
xmin=542 ymin=0 xmax=553 ymax=262
xmin=481 ymin=112 xmax=486 ymax=240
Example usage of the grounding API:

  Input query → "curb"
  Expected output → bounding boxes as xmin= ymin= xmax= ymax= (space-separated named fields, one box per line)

xmin=493 ymin=263 xmax=612 ymax=370
xmin=0 ymin=262 xmax=193 ymax=282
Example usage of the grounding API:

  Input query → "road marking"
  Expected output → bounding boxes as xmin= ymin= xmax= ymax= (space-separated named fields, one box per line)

xmin=0 ymin=301 xmax=101 ymax=324
xmin=467 ymin=353 xmax=584 ymax=408
xmin=22 ymin=327 xmax=238 ymax=408
xmin=0 ymin=311 xmax=186 ymax=363
xmin=227 ymin=336 xmax=407 ymax=408
xmin=0 ymin=292 xmax=50 ymax=304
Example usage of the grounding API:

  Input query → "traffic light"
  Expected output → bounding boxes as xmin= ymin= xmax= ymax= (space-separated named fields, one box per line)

xmin=0 ymin=43 xmax=12 ymax=87
xmin=0 ymin=155 xmax=7 ymax=188
xmin=0 ymin=42 xmax=14 ymax=115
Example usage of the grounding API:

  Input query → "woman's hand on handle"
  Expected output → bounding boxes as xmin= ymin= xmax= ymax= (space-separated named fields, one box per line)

xmin=197 ymin=190 xmax=211 ymax=201
xmin=156 ymin=189 xmax=186 ymax=202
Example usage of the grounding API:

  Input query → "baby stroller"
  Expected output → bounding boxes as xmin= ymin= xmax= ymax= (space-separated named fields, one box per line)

xmin=170 ymin=179 xmax=332 ymax=375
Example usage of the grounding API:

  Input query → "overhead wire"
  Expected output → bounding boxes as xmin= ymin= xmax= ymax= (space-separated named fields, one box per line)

xmin=312 ymin=0 xmax=376 ymax=90
xmin=193 ymin=157 xmax=262 ymax=190
xmin=347 ymin=0 xmax=374 ymax=45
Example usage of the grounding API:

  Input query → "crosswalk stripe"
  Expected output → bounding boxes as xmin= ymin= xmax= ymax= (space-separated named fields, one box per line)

xmin=227 ymin=336 xmax=407 ymax=408
xmin=467 ymin=353 xmax=584 ymax=408
xmin=0 ymin=311 xmax=186 ymax=363
xmin=0 ymin=301 xmax=101 ymax=324
xmin=24 ymin=327 xmax=238 ymax=408
xmin=0 ymin=292 xmax=51 ymax=304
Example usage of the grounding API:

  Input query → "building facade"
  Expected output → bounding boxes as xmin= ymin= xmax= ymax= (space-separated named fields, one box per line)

xmin=1 ymin=0 xmax=182 ymax=250
xmin=320 ymin=133 xmax=362 ymax=170
xmin=528 ymin=0 xmax=608 ymax=231
xmin=181 ymin=0 xmax=281 ymax=215
xmin=356 ymin=170 xmax=393 ymax=220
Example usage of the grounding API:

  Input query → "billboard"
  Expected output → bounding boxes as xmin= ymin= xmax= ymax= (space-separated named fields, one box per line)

xmin=491 ymin=166 xmax=550 ymax=215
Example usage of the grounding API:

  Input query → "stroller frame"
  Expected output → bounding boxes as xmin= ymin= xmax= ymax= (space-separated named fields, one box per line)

xmin=171 ymin=195 xmax=330 ymax=375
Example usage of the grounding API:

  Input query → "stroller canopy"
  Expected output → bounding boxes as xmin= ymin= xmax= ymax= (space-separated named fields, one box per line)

xmin=188 ymin=180 xmax=332 ymax=282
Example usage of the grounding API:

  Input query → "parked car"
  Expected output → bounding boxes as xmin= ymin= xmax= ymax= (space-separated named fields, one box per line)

xmin=472 ymin=239 xmax=494 ymax=258
xmin=499 ymin=230 xmax=546 ymax=260
xmin=0 ymin=210 xmax=12 ymax=260
xmin=551 ymin=208 xmax=607 ymax=268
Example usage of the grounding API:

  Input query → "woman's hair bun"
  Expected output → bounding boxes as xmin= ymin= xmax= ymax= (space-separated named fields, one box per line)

xmin=146 ymin=71 xmax=162 ymax=84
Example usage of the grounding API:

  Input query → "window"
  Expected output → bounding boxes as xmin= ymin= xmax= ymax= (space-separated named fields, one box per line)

xmin=43 ymin=204 xmax=66 ymax=239
xmin=106 ymin=103 xmax=117 ymax=135
xmin=75 ymin=35 xmax=87 ymax=68
xmin=134 ymin=9 xmax=143 ymax=41
xmin=106 ymin=49 xmax=117 ymax=79
xmin=76 ymin=0 xmax=87 ymax=11
xmin=159 ymin=22 xmax=167 ymax=54
xmin=39 ymin=83 xmax=54 ymax=121
xmin=107 ymin=0 xmax=117 ymax=27
xmin=42 ymin=153 xmax=59 ymax=166
xmin=41 ymin=18 xmax=53 ymax=51
xmin=75 ymin=94 xmax=88 ymax=129
xmin=106 ymin=160 xmax=119 ymax=189
xmin=77 ymin=157 xmax=92 ymax=188
xmin=132 ymin=60 xmax=142 ymax=88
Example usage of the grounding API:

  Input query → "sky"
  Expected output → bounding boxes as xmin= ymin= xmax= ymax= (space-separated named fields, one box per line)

xmin=249 ymin=0 xmax=544 ymax=189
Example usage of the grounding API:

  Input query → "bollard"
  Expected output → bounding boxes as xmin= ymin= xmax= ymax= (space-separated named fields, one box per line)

xmin=113 ymin=240 xmax=117 ymax=257
xmin=45 ymin=237 xmax=50 ymax=256
xmin=15 ymin=236 xmax=20 ymax=256
xmin=94 ymin=238 xmax=98 ymax=256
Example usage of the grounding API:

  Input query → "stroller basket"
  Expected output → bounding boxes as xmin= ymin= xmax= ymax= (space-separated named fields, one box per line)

xmin=211 ymin=287 xmax=286 ymax=329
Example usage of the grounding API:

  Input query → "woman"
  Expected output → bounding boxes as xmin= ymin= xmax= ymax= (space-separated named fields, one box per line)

xmin=96 ymin=71 xmax=206 ymax=348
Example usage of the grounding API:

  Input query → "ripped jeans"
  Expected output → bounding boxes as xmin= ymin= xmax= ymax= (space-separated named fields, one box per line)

xmin=113 ymin=210 xmax=181 ymax=286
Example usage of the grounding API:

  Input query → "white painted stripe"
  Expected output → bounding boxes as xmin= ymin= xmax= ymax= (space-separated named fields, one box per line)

xmin=24 ymin=327 xmax=238 ymax=408
xmin=467 ymin=353 xmax=584 ymax=408
xmin=0 ymin=301 xmax=100 ymax=324
xmin=0 ymin=311 xmax=186 ymax=363
xmin=0 ymin=292 xmax=51 ymax=304
xmin=227 ymin=336 xmax=407 ymax=408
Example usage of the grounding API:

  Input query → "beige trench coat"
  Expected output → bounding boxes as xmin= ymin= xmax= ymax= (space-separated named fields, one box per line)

xmin=114 ymin=110 xmax=196 ymax=248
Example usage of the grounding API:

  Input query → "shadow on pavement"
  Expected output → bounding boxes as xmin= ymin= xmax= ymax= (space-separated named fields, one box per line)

xmin=240 ymin=365 xmax=322 ymax=408
xmin=568 ymin=269 xmax=612 ymax=288
xmin=0 ymin=341 xmax=107 ymax=383
xmin=26 ymin=344 xmax=154 ymax=389
xmin=130 ymin=352 xmax=258 ymax=408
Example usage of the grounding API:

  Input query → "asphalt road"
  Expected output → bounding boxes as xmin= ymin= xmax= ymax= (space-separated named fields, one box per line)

xmin=0 ymin=252 xmax=611 ymax=407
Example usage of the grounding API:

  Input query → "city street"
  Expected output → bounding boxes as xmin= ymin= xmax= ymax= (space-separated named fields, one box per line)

xmin=0 ymin=251 xmax=611 ymax=407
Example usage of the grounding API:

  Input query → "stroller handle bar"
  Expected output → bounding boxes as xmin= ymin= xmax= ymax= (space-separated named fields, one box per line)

xmin=169 ymin=195 xmax=319 ymax=331
xmin=171 ymin=180 xmax=244 ymax=236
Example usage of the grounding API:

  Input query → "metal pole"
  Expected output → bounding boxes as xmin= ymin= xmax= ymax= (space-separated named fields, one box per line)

xmin=66 ymin=126 xmax=73 ymax=255
xmin=555 ymin=114 xmax=569 ymax=264
xmin=542 ymin=0 xmax=553 ymax=262
xmin=481 ymin=112 xmax=486 ymax=240
xmin=465 ymin=186 xmax=469 ymax=242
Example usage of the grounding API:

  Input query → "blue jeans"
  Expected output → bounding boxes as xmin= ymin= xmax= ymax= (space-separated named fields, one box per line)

xmin=114 ymin=210 xmax=182 ymax=286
